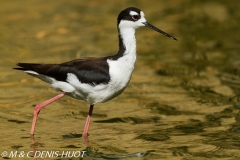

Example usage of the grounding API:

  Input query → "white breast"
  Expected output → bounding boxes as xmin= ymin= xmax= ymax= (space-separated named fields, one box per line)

xmin=65 ymin=53 xmax=136 ymax=104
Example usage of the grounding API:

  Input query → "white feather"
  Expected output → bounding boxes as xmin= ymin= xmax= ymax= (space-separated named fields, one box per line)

xmin=51 ymin=81 xmax=75 ymax=93
xmin=25 ymin=70 xmax=38 ymax=75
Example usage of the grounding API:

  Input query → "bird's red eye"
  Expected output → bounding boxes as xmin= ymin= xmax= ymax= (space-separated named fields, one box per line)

xmin=132 ymin=15 xmax=139 ymax=20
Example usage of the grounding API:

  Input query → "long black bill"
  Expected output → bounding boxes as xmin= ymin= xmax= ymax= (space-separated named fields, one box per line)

xmin=142 ymin=22 xmax=177 ymax=41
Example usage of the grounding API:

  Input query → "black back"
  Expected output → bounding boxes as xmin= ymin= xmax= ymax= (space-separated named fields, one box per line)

xmin=14 ymin=57 xmax=110 ymax=86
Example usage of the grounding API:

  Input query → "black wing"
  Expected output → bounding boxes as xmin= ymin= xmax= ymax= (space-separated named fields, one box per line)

xmin=14 ymin=57 xmax=110 ymax=85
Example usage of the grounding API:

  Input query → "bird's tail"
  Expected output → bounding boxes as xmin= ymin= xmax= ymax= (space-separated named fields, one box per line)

xmin=13 ymin=63 xmax=40 ymax=71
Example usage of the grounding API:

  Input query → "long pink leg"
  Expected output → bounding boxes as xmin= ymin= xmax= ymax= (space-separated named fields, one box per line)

xmin=82 ymin=104 xmax=94 ymax=136
xmin=30 ymin=92 xmax=66 ymax=135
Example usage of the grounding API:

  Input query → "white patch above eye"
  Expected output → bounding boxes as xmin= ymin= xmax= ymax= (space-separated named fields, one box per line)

xmin=140 ymin=11 xmax=145 ymax=17
xmin=129 ymin=11 xmax=139 ymax=16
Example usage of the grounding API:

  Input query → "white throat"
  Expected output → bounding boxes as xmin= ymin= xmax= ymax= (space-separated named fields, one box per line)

xmin=118 ymin=21 xmax=137 ymax=62
xmin=106 ymin=21 xmax=138 ymax=100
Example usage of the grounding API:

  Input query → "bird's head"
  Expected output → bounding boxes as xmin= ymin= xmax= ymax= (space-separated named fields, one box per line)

xmin=117 ymin=7 xmax=177 ymax=40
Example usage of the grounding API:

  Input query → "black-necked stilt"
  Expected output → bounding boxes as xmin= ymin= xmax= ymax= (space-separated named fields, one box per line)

xmin=14 ymin=7 xmax=176 ymax=142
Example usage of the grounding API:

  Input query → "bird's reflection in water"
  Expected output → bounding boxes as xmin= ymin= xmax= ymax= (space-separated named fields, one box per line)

xmin=62 ymin=133 xmax=89 ymax=146
xmin=29 ymin=135 xmax=45 ymax=157
xmin=83 ymin=147 xmax=150 ymax=159
xmin=29 ymin=135 xmax=151 ymax=159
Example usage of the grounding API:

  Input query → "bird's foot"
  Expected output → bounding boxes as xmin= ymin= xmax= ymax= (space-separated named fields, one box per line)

xmin=82 ymin=133 xmax=89 ymax=146
xmin=30 ymin=134 xmax=45 ymax=147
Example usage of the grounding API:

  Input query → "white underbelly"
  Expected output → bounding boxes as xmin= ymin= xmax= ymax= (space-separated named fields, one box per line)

xmin=33 ymin=69 xmax=133 ymax=105
xmin=66 ymin=72 xmax=131 ymax=104
xmin=66 ymin=58 xmax=135 ymax=104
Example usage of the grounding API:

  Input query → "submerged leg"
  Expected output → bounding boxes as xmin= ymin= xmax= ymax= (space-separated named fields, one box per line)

xmin=82 ymin=104 xmax=94 ymax=136
xmin=30 ymin=92 xmax=66 ymax=135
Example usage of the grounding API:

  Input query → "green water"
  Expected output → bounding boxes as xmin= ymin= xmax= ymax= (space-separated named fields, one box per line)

xmin=1 ymin=0 xmax=240 ymax=159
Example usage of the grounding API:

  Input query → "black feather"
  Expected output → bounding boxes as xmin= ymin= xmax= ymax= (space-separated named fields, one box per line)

xmin=14 ymin=58 xmax=110 ymax=86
